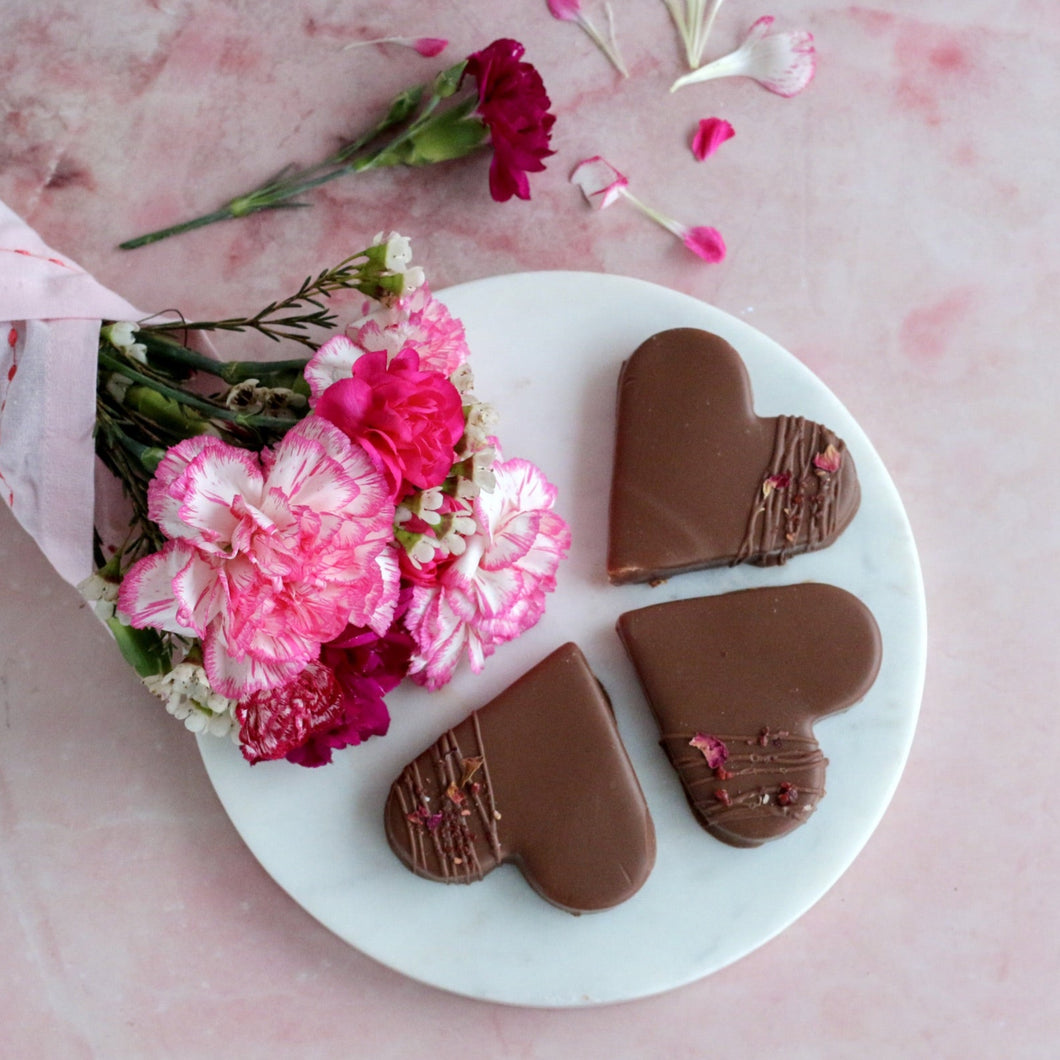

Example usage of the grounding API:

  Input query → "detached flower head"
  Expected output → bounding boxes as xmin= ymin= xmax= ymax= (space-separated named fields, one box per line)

xmin=464 ymin=38 xmax=556 ymax=202
xmin=671 ymin=17 xmax=816 ymax=96
xmin=571 ymin=155 xmax=726 ymax=263
xmin=117 ymin=419 xmax=399 ymax=699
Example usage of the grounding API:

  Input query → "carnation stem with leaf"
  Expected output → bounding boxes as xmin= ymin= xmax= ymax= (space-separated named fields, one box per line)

xmin=119 ymin=38 xmax=555 ymax=249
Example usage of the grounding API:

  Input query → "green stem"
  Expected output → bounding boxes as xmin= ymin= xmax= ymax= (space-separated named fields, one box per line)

xmin=118 ymin=205 xmax=257 ymax=250
xmin=117 ymin=74 xmax=459 ymax=250
xmin=98 ymin=349 xmax=299 ymax=430
xmin=136 ymin=331 xmax=308 ymax=383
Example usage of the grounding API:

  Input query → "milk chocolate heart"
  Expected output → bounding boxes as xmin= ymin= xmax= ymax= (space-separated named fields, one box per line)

xmin=607 ymin=328 xmax=861 ymax=584
xmin=383 ymin=643 xmax=656 ymax=913
xmin=618 ymin=584 xmax=881 ymax=847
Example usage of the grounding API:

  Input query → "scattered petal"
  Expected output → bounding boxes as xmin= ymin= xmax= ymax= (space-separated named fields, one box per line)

xmin=570 ymin=155 xmax=628 ymax=209
xmin=691 ymin=117 xmax=735 ymax=160
xmin=460 ymin=756 xmax=484 ymax=786
xmin=671 ymin=16 xmax=816 ymax=97
xmin=680 ymin=224 xmax=727 ymax=263
xmin=344 ymin=36 xmax=449 ymax=57
xmin=548 ymin=0 xmax=628 ymax=76
xmin=571 ymin=155 xmax=726 ymax=264
xmin=547 ymin=0 xmax=581 ymax=19
xmin=762 ymin=471 xmax=791 ymax=498
xmin=662 ymin=0 xmax=727 ymax=69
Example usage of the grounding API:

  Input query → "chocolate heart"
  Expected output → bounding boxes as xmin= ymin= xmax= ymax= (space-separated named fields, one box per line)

xmin=383 ymin=643 xmax=656 ymax=913
xmin=617 ymin=584 xmax=881 ymax=847
xmin=607 ymin=328 xmax=861 ymax=584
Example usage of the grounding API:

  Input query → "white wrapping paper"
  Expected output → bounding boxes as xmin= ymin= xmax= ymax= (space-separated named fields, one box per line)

xmin=0 ymin=200 xmax=141 ymax=585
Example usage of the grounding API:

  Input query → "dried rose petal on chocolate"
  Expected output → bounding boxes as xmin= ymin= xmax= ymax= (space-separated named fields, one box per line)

xmin=690 ymin=732 xmax=729 ymax=769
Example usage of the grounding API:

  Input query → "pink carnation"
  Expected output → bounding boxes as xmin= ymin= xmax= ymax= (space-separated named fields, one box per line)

xmin=352 ymin=285 xmax=471 ymax=377
xmin=313 ymin=347 xmax=465 ymax=500
xmin=117 ymin=418 xmax=399 ymax=699
xmin=304 ymin=288 xmax=470 ymax=396
xmin=404 ymin=457 xmax=571 ymax=690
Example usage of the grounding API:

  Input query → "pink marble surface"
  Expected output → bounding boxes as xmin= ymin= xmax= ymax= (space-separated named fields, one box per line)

xmin=1 ymin=0 xmax=1056 ymax=1054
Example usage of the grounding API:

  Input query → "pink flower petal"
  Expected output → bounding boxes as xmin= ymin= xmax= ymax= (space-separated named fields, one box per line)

xmin=304 ymin=334 xmax=359 ymax=402
xmin=682 ymin=225 xmax=727 ymax=263
xmin=344 ymin=35 xmax=449 ymax=58
xmin=690 ymin=733 xmax=729 ymax=769
xmin=691 ymin=117 xmax=735 ymax=160
xmin=671 ymin=16 xmax=816 ymax=97
xmin=570 ymin=155 xmax=628 ymax=210
xmin=546 ymin=0 xmax=581 ymax=21
xmin=412 ymin=37 xmax=448 ymax=57
xmin=813 ymin=443 xmax=842 ymax=474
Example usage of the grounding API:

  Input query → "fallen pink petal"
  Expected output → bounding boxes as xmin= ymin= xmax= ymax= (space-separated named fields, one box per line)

xmin=671 ymin=16 xmax=816 ymax=97
xmin=570 ymin=155 xmax=629 ymax=209
xmin=546 ymin=0 xmax=628 ymax=76
xmin=570 ymin=155 xmax=725 ymax=264
xmin=547 ymin=0 xmax=582 ymax=19
xmin=681 ymin=225 xmax=727 ymax=263
xmin=344 ymin=36 xmax=449 ymax=57
xmin=691 ymin=117 xmax=735 ymax=160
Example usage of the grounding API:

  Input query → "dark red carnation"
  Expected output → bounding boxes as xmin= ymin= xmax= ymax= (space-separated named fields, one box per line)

xmin=463 ymin=38 xmax=556 ymax=202
xmin=282 ymin=623 xmax=415 ymax=767
xmin=236 ymin=661 xmax=345 ymax=764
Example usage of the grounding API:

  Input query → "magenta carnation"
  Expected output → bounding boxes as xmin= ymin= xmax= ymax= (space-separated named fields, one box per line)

xmin=314 ymin=347 xmax=465 ymax=500
xmin=283 ymin=624 xmax=414 ymax=767
xmin=463 ymin=38 xmax=556 ymax=202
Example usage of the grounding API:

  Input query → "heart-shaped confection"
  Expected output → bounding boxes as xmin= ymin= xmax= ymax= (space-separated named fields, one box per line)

xmin=607 ymin=328 xmax=861 ymax=584
xmin=618 ymin=583 xmax=881 ymax=847
xmin=383 ymin=643 xmax=656 ymax=914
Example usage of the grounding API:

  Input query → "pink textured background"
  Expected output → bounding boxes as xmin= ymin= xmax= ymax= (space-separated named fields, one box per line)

xmin=1 ymin=1 xmax=1056 ymax=1055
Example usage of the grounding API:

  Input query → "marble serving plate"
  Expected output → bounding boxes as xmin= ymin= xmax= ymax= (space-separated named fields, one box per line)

xmin=199 ymin=272 xmax=926 ymax=1007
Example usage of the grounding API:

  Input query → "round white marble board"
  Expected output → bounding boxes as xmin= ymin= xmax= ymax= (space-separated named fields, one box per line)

xmin=198 ymin=271 xmax=926 ymax=1007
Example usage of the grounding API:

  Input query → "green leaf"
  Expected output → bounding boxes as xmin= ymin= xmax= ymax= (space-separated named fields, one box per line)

xmin=105 ymin=616 xmax=171 ymax=678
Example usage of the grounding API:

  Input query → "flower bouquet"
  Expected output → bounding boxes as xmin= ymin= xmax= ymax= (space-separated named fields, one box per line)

xmin=2 ymin=215 xmax=570 ymax=768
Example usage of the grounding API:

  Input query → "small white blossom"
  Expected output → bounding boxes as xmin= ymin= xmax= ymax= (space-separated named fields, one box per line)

xmin=143 ymin=662 xmax=237 ymax=738
xmin=77 ymin=572 xmax=119 ymax=621
xmin=102 ymin=321 xmax=149 ymax=364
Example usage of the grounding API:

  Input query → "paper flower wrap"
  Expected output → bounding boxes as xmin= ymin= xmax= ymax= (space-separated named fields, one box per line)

xmin=0 ymin=200 xmax=141 ymax=586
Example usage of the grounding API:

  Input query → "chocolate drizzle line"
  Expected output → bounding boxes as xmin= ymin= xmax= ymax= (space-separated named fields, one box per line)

xmin=393 ymin=714 xmax=501 ymax=882
xmin=735 ymin=415 xmax=846 ymax=565
xmin=659 ymin=729 xmax=826 ymax=828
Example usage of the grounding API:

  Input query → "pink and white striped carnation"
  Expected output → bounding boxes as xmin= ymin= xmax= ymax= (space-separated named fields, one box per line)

xmin=404 ymin=456 xmax=572 ymax=690
xmin=117 ymin=417 xmax=399 ymax=700
xmin=304 ymin=285 xmax=469 ymax=395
